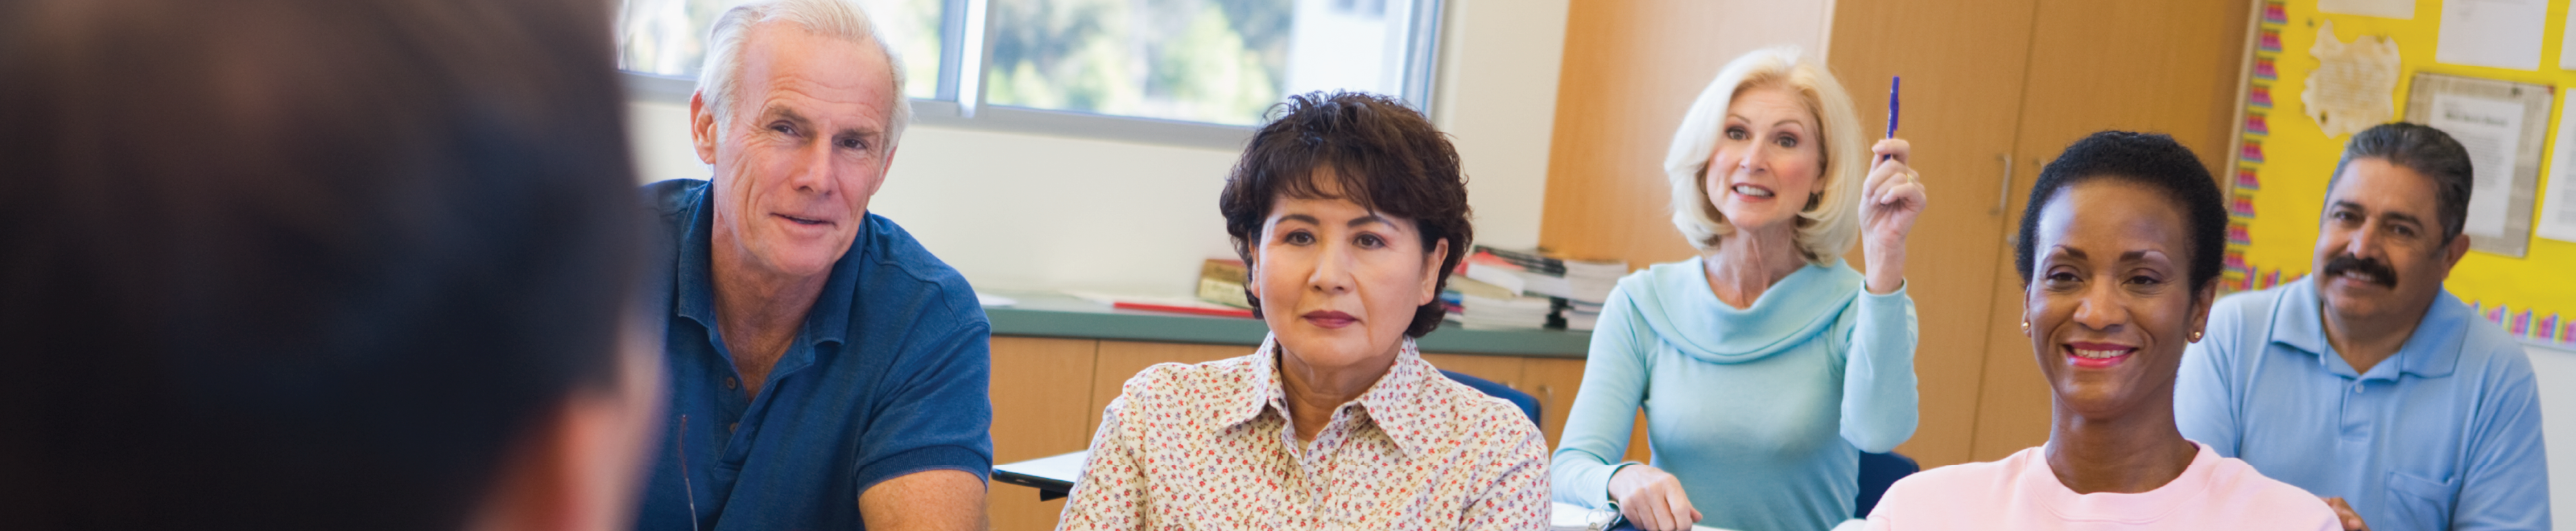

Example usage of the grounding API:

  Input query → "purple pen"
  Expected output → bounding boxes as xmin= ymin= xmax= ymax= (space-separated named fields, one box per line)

xmin=1885 ymin=76 xmax=1901 ymax=139
xmin=1880 ymin=76 xmax=1900 ymax=162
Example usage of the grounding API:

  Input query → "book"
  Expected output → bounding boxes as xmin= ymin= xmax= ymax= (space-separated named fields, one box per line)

xmin=1450 ymin=246 xmax=1626 ymax=330
xmin=1195 ymin=258 xmax=1252 ymax=309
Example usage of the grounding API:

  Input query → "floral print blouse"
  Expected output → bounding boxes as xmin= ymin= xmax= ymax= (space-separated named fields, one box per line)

xmin=1056 ymin=335 xmax=1549 ymax=530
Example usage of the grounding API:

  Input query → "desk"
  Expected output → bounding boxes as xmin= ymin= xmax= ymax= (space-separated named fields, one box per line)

xmin=982 ymin=289 xmax=1594 ymax=356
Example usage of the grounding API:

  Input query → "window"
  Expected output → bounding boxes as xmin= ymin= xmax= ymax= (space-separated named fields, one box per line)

xmin=617 ymin=0 xmax=1443 ymax=146
xmin=619 ymin=0 xmax=949 ymax=99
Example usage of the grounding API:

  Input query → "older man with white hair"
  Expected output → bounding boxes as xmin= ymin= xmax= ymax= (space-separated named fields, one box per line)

xmin=632 ymin=0 xmax=992 ymax=529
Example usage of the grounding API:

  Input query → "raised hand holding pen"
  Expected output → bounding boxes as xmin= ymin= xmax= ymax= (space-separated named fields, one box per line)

xmin=1861 ymin=75 xmax=1926 ymax=295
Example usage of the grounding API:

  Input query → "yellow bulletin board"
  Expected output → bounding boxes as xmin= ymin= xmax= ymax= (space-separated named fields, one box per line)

xmin=2235 ymin=0 xmax=2576 ymax=346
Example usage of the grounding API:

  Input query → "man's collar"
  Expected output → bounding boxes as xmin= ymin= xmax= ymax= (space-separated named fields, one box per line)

xmin=671 ymin=183 xmax=868 ymax=352
xmin=1224 ymin=335 xmax=1439 ymax=459
xmin=672 ymin=192 xmax=720 ymax=334
xmin=803 ymin=218 xmax=867 ymax=347
xmin=2271 ymin=277 xmax=2464 ymax=379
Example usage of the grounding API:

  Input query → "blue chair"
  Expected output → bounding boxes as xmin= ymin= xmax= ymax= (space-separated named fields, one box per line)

xmin=1855 ymin=451 xmax=1919 ymax=518
xmin=1440 ymin=369 xmax=1542 ymax=426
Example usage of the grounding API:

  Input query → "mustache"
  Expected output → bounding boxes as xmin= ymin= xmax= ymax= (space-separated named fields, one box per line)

xmin=2322 ymin=253 xmax=2397 ymax=289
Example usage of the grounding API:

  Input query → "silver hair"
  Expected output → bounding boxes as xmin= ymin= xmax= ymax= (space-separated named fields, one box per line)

xmin=1662 ymin=46 xmax=1864 ymax=266
xmin=696 ymin=0 xmax=911 ymax=147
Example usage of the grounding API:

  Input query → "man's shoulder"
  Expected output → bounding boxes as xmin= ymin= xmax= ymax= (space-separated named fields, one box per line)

xmin=852 ymin=212 xmax=982 ymax=323
xmin=2444 ymin=298 xmax=2537 ymax=374
xmin=858 ymin=214 xmax=969 ymax=286
xmin=638 ymin=179 xmax=708 ymax=219
xmin=2211 ymin=282 xmax=2296 ymax=321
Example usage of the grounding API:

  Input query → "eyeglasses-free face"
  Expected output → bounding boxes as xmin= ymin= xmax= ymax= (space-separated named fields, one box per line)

xmin=2023 ymin=179 xmax=2215 ymax=421
xmin=1245 ymin=171 xmax=1447 ymax=378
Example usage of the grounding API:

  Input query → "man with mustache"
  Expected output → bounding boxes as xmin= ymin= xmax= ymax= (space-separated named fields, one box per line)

xmin=2176 ymin=122 xmax=2549 ymax=531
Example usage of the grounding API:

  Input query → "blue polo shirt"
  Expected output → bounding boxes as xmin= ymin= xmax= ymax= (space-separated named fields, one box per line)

xmin=2177 ymin=278 xmax=2549 ymax=531
xmin=634 ymin=179 xmax=993 ymax=531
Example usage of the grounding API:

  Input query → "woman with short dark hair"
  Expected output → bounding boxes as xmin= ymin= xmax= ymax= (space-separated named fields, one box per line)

xmin=1862 ymin=131 xmax=2338 ymax=530
xmin=1055 ymin=91 xmax=1547 ymax=529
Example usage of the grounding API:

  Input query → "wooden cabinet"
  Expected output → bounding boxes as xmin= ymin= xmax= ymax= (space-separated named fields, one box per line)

xmin=1962 ymin=0 xmax=2255 ymax=463
xmin=986 ymin=336 xmax=1097 ymax=531
xmin=1835 ymin=0 xmax=2252 ymax=463
xmin=1822 ymin=0 xmax=2041 ymax=470
xmin=1546 ymin=0 xmax=2253 ymax=467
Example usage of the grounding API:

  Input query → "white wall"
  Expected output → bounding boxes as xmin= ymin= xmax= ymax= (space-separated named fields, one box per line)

xmin=2528 ymin=344 xmax=2575 ymax=525
xmin=626 ymin=0 xmax=1571 ymax=294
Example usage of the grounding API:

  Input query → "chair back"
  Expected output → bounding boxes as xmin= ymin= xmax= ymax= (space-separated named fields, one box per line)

xmin=1439 ymin=370 xmax=1542 ymax=426
xmin=1855 ymin=451 xmax=1919 ymax=517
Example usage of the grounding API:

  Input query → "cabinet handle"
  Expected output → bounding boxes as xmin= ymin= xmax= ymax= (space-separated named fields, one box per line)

xmin=1992 ymin=154 xmax=2014 ymax=216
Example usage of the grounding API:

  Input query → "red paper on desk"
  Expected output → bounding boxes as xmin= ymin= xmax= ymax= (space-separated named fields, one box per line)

xmin=1112 ymin=300 xmax=1254 ymax=319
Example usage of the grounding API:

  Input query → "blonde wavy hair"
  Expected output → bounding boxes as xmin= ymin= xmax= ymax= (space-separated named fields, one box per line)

xmin=1664 ymin=47 xmax=1864 ymax=266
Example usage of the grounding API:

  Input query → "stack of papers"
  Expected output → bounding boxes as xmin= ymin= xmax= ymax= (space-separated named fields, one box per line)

xmin=1550 ymin=502 xmax=1620 ymax=531
xmin=1563 ymin=260 xmax=1627 ymax=303
xmin=1547 ymin=502 xmax=1748 ymax=531
xmin=1453 ymin=246 xmax=1624 ymax=331
xmin=1448 ymin=291 xmax=1556 ymax=330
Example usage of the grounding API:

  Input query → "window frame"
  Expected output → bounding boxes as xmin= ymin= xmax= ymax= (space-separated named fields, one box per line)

xmin=621 ymin=0 xmax=1447 ymax=150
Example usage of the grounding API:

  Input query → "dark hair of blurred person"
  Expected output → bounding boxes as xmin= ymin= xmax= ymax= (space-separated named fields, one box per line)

xmin=0 ymin=0 xmax=660 ymax=529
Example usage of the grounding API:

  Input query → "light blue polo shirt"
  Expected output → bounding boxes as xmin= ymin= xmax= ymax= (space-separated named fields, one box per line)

xmin=2177 ymin=277 xmax=2549 ymax=531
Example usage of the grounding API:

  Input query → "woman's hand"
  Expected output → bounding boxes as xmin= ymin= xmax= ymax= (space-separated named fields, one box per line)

xmin=2322 ymin=497 xmax=2370 ymax=531
xmin=1860 ymin=138 xmax=1927 ymax=294
xmin=1608 ymin=464 xmax=1702 ymax=531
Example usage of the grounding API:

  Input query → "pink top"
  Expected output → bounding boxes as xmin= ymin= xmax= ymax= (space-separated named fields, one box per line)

xmin=1866 ymin=441 xmax=2339 ymax=531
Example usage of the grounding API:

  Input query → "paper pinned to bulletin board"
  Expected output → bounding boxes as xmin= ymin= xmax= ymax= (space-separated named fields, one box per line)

xmin=2231 ymin=0 xmax=2576 ymax=347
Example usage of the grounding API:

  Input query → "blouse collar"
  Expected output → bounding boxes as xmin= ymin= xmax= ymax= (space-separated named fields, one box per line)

xmin=1224 ymin=334 xmax=1443 ymax=459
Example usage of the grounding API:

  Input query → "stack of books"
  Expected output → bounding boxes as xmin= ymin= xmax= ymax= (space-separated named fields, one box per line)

xmin=1443 ymin=274 xmax=1558 ymax=330
xmin=1557 ymin=260 xmax=1626 ymax=331
xmin=1444 ymin=246 xmax=1626 ymax=331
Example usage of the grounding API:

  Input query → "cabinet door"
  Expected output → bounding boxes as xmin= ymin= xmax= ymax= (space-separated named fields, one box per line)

xmin=1971 ymin=0 xmax=2254 ymax=462
xmin=1540 ymin=0 xmax=1835 ymax=268
xmin=987 ymin=336 xmax=1099 ymax=531
xmin=1523 ymin=357 xmax=1652 ymax=463
xmin=1828 ymin=0 xmax=2042 ymax=468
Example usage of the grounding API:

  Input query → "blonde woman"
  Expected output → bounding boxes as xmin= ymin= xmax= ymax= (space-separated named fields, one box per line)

xmin=1549 ymin=47 xmax=1928 ymax=531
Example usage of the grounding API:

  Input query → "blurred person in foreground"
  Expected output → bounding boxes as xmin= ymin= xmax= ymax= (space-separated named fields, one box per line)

xmin=1864 ymin=132 xmax=2336 ymax=530
xmin=631 ymin=0 xmax=993 ymax=529
xmin=2176 ymin=122 xmax=2549 ymax=531
xmin=0 ymin=0 xmax=661 ymax=529
xmin=1054 ymin=91 xmax=1549 ymax=529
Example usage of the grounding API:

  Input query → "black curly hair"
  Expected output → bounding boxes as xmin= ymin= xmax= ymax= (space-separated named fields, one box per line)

xmin=1218 ymin=91 xmax=1472 ymax=338
xmin=2013 ymin=131 xmax=2230 ymax=297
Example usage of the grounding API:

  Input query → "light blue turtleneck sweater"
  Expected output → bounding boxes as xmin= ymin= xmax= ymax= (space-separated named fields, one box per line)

xmin=1550 ymin=257 xmax=1918 ymax=531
